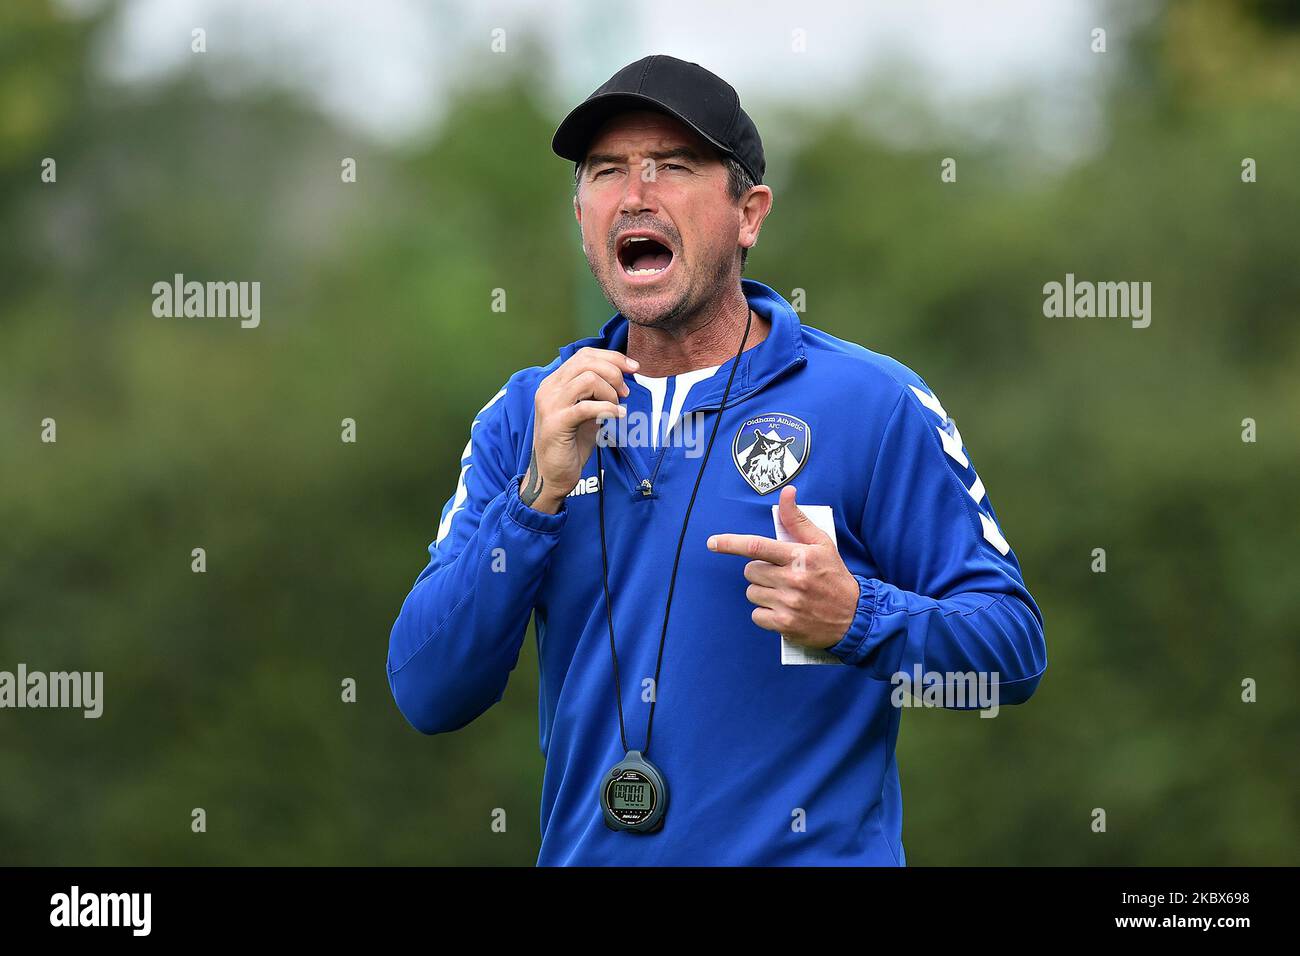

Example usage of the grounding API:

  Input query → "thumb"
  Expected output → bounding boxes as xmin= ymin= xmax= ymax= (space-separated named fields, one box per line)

xmin=777 ymin=485 xmax=828 ymax=545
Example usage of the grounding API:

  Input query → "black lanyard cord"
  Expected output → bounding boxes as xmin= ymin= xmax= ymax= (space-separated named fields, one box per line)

xmin=595 ymin=307 xmax=755 ymax=758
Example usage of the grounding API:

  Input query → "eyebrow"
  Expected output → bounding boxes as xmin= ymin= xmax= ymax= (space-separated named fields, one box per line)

xmin=584 ymin=147 xmax=707 ymax=169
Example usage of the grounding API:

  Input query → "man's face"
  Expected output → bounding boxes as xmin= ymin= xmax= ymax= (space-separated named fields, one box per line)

xmin=575 ymin=110 xmax=745 ymax=330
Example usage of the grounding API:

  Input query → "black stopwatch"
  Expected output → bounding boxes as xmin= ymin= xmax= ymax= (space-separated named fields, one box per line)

xmin=600 ymin=751 xmax=668 ymax=833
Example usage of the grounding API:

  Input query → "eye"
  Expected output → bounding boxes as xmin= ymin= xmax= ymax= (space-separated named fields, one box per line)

xmin=593 ymin=167 xmax=619 ymax=178
xmin=661 ymin=163 xmax=687 ymax=172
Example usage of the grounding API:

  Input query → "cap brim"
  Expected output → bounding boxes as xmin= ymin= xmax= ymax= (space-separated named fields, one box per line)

xmin=551 ymin=91 xmax=735 ymax=166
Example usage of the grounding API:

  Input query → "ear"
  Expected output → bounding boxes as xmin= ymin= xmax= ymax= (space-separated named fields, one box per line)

xmin=738 ymin=185 xmax=773 ymax=252
xmin=573 ymin=192 xmax=582 ymax=225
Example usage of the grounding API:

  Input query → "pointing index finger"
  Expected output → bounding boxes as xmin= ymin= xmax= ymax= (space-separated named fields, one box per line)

xmin=706 ymin=533 xmax=797 ymax=566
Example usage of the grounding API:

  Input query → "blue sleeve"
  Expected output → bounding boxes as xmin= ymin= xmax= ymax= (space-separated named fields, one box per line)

xmin=826 ymin=381 xmax=1048 ymax=705
xmin=387 ymin=382 xmax=567 ymax=734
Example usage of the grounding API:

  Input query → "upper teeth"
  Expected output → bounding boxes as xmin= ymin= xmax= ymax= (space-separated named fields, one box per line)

xmin=622 ymin=236 xmax=668 ymax=275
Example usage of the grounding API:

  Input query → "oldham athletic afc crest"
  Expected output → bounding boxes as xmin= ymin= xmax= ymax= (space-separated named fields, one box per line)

xmin=732 ymin=413 xmax=810 ymax=494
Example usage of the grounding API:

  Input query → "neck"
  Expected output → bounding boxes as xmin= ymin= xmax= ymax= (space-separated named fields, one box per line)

xmin=625 ymin=285 xmax=770 ymax=377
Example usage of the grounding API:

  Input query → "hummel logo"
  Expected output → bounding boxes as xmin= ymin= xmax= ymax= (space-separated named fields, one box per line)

xmin=567 ymin=469 xmax=605 ymax=498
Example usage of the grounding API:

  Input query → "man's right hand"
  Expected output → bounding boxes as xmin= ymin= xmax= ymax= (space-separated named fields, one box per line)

xmin=519 ymin=347 xmax=637 ymax=514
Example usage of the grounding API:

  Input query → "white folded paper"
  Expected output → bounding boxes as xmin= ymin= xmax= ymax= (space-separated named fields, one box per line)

xmin=771 ymin=503 xmax=845 ymax=665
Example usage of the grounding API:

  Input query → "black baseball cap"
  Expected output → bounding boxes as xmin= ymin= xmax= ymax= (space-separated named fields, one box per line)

xmin=552 ymin=54 xmax=765 ymax=185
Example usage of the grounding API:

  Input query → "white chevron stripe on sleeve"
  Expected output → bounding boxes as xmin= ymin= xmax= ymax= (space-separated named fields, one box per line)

xmin=979 ymin=513 xmax=1010 ymax=555
xmin=909 ymin=384 xmax=949 ymax=421
xmin=435 ymin=463 xmax=473 ymax=545
xmin=936 ymin=425 xmax=969 ymax=468
xmin=435 ymin=385 xmax=508 ymax=546
xmin=909 ymin=383 xmax=1011 ymax=555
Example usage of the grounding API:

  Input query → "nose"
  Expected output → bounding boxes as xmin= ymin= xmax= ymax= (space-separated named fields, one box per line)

xmin=618 ymin=161 xmax=659 ymax=217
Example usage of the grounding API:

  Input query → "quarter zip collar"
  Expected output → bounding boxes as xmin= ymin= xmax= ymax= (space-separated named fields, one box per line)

xmin=558 ymin=279 xmax=807 ymax=412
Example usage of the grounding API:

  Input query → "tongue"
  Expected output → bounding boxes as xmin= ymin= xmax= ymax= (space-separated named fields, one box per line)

xmin=629 ymin=248 xmax=672 ymax=272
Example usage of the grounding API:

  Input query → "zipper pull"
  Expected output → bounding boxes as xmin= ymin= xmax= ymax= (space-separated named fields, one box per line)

xmin=639 ymin=479 xmax=654 ymax=496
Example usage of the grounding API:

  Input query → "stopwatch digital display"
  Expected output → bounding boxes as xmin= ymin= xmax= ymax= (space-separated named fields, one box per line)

xmin=609 ymin=780 xmax=651 ymax=811
xmin=600 ymin=751 xmax=667 ymax=833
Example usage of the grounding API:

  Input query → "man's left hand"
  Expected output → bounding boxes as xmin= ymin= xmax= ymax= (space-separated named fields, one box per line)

xmin=707 ymin=485 xmax=860 ymax=651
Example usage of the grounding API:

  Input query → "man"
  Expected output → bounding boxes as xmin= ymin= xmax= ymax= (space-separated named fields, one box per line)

xmin=387 ymin=55 xmax=1047 ymax=865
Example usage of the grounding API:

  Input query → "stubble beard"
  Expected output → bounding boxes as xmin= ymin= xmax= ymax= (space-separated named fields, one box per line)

xmin=586 ymin=245 xmax=737 ymax=338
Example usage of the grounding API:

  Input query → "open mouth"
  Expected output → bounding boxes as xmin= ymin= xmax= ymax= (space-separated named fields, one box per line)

xmin=617 ymin=234 xmax=675 ymax=279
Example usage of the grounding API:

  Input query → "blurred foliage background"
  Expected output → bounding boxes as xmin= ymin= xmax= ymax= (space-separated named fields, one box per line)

xmin=0 ymin=0 xmax=1296 ymax=865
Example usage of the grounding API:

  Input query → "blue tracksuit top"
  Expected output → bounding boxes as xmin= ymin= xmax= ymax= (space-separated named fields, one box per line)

xmin=387 ymin=279 xmax=1047 ymax=865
